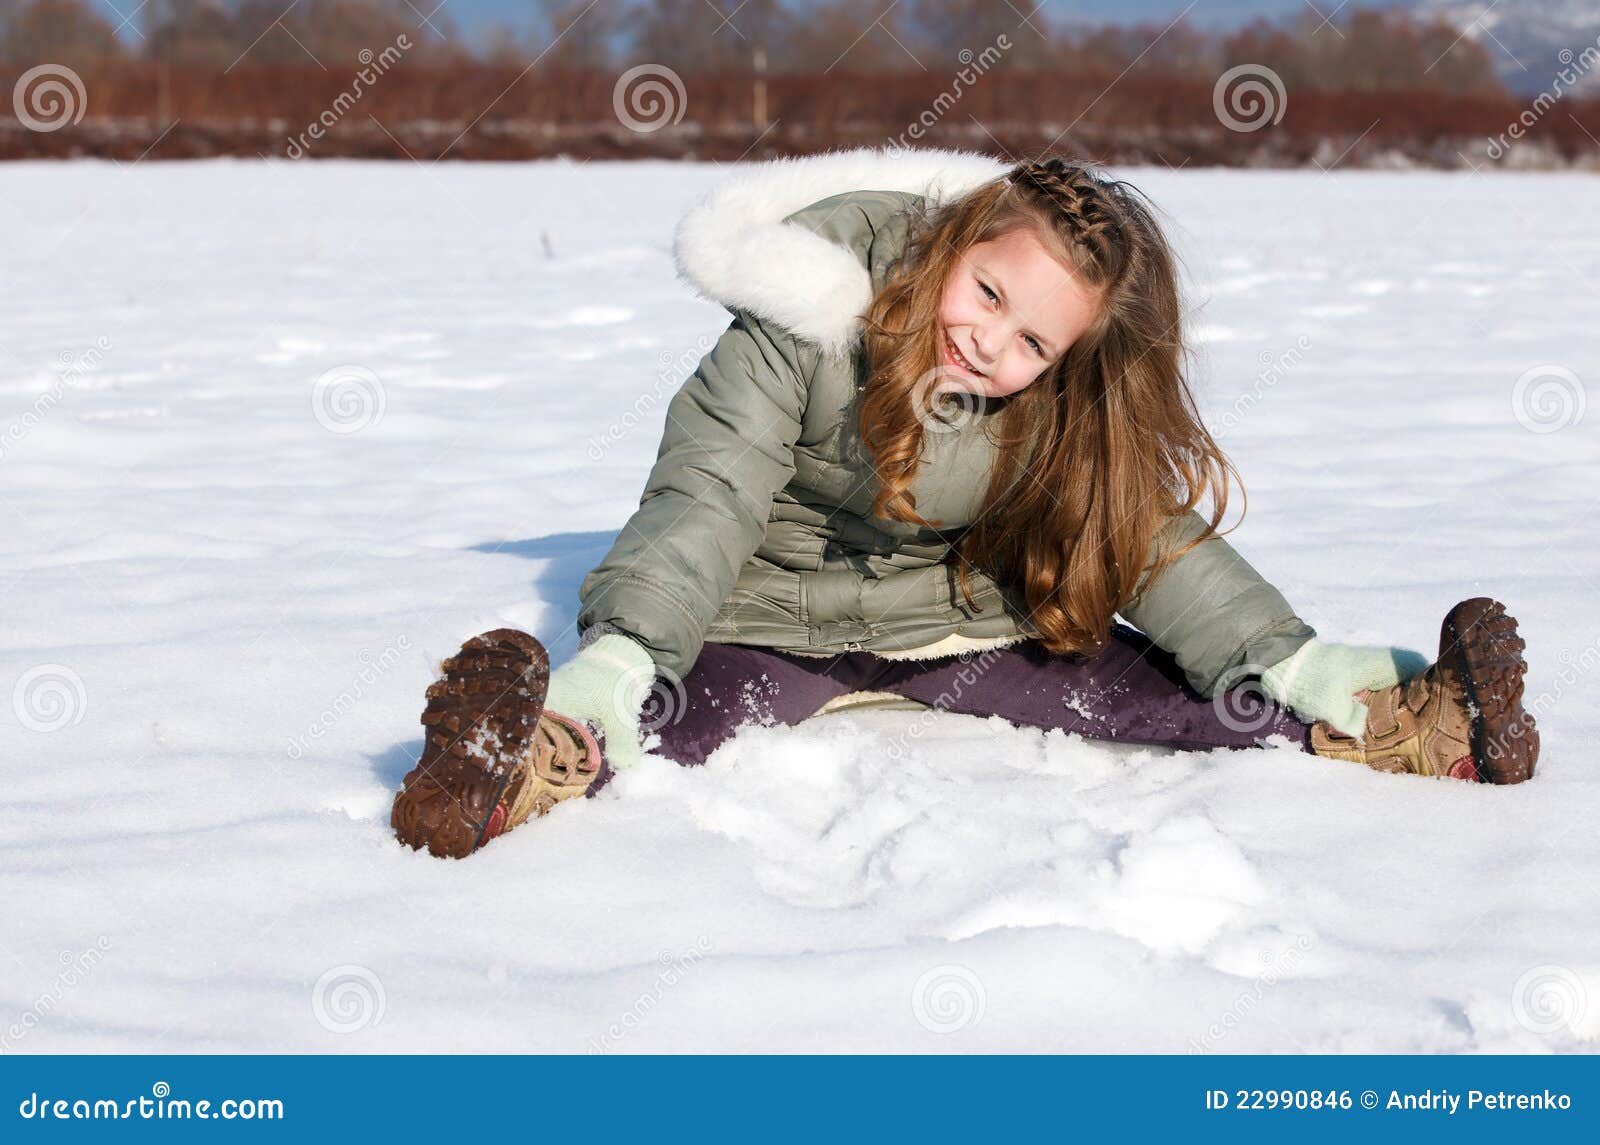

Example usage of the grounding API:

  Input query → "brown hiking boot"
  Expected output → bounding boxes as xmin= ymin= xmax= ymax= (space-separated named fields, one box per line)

xmin=390 ymin=629 xmax=603 ymax=858
xmin=1308 ymin=598 xmax=1538 ymax=784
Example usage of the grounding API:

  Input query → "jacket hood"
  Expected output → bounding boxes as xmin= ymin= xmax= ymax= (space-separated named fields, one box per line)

xmin=672 ymin=147 xmax=1011 ymax=356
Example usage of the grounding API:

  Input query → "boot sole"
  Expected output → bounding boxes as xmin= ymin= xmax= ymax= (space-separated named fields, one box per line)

xmin=1438 ymin=598 xmax=1538 ymax=785
xmin=390 ymin=629 xmax=549 ymax=858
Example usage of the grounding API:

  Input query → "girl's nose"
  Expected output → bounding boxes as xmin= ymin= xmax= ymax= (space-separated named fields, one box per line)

xmin=971 ymin=326 xmax=999 ymax=365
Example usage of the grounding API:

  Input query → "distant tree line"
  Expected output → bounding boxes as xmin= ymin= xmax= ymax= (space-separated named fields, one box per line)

xmin=1 ymin=0 xmax=1507 ymax=94
xmin=2 ymin=0 xmax=1594 ymax=166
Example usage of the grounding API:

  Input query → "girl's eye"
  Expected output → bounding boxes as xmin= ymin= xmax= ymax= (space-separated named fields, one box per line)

xmin=978 ymin=279 xmax=1043 ymax=354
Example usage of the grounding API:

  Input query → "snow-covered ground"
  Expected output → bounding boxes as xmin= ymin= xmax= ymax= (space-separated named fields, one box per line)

xmin=1 ymin=159 xmax=1597 ymax=1053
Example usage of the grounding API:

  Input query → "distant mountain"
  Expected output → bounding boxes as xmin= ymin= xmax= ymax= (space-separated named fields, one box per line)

xmin=1409 ymin=0 xmax=1600 ymax=95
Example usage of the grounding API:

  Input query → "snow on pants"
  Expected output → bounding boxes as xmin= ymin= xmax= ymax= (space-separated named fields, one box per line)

xmin=584 ymin=621 xmax=1314 ymax=797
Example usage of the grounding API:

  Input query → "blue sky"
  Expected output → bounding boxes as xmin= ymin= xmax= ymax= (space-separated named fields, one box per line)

xmin=96 ymin=2 xmax=1406 ymax=47
xmin=446 ymin=1 xmax=1352 ymax=39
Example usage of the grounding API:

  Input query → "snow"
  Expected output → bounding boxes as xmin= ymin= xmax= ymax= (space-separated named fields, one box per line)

xmin=0 ymin=159 xmax=1597 ymax=1053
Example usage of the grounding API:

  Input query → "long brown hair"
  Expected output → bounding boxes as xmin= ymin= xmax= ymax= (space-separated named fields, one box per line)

xmin=858 ymin=156 xmax=1242 ymax=658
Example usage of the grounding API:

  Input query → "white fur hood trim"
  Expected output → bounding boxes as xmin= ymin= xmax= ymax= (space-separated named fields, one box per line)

xmin=672 ymin=147 xmax=1011 ymax=355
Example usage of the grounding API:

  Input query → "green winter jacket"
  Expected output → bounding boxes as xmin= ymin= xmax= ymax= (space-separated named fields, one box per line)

xmin=577 ymin=176 xmax=1315 ymax=696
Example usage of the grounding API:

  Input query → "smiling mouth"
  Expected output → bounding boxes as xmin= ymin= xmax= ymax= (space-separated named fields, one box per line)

xmin=942 ymin=331 xmax=986 ymax=378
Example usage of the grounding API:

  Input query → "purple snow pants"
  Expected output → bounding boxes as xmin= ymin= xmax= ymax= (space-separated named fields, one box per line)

xmin=584 ymin=621 xmax=1314 ymax=796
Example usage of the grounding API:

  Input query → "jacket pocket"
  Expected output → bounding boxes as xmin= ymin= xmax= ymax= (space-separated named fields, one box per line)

xmin=704 ymin=562 xmax=809 ymax=646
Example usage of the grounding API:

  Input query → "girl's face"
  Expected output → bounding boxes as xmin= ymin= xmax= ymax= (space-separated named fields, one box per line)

xmin=935 ymin=227 xmax=1102 ymax=398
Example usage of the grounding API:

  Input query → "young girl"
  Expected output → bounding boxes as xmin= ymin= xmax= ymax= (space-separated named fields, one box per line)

xmin=391 ymin=148 xmax=1539 ymax=860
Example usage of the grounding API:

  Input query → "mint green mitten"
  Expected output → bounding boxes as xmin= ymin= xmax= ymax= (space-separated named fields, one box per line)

xmin=543 ymin=633 xmax=658 ymax=769
xmin=1258 ymin=638 xmax=1431 ymax=740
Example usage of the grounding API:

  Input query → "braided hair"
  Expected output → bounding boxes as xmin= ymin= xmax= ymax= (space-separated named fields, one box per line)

xmin=1002 ymin=159 xmax=1129 ymax=282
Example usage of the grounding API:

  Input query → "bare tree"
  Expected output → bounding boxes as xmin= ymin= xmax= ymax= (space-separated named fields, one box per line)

xmin=1 ymin=0 xmax=123 ymax=62
xmin=1211 ymin=7 xmax=1501 ymax=97
xmin=294 ymin=0 xmax=418 ymax=67
xmin=144 ymin=0 xmax=250 ymax=65
xmin=1413 ymin=17 xmax=1501 ymax=96
xmin=905 ymin=0 xmax=1025 ymax=67
xmin=783 ymin=0 xmax=919 ymax=74
xmin=142 ymin=0 xmax=455 ymax=67
xmin=624 ymin=0 xmax=795 ymax=73
xmin=1137 ymin=18 xmax=1220 ymax=81
xmin=534 ymin=0 xmax=622 ymax=70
